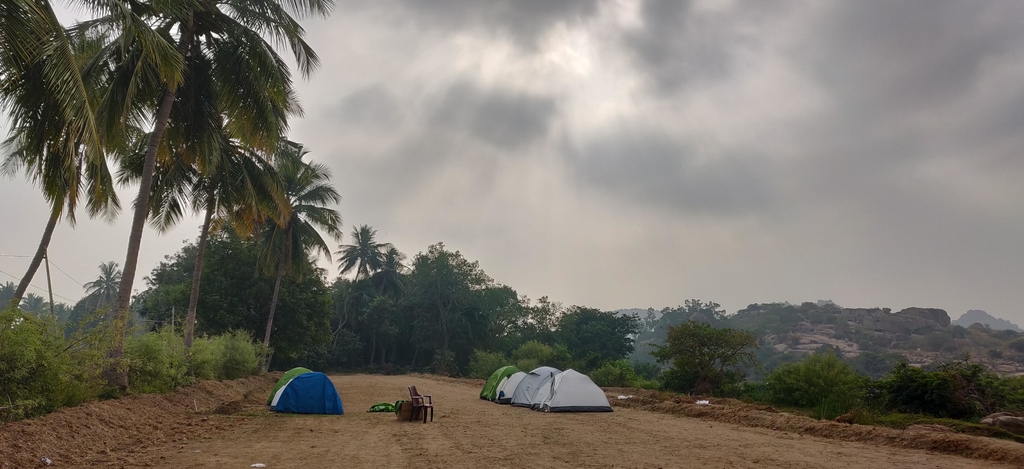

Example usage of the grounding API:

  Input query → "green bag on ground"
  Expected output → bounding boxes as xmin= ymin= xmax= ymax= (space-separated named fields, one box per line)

xmin=367 ymin=402 xmax=397 ymax=413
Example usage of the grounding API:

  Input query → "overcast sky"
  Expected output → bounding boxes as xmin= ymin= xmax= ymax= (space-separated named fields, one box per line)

xmin=2 ymin=0 xmax=1024 ymax=323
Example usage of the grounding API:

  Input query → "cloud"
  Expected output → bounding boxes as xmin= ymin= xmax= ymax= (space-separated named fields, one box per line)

xmin=431 ymin=81 xmax=558 ymax=149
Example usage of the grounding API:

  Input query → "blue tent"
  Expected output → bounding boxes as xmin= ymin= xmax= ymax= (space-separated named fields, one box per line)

xmin=270 ymin=372 xmax=344 ymax=415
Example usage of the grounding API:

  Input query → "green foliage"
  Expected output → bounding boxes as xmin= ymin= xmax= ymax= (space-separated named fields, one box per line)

xmin=219 ymin=330 xmax=260 ymax=379
xmin=0 ymin=309 xmax=103 ymax=420
xmin=431 ymin=349 xmax=458 ymax=377
xmin=510 ymin=340 xmax=573 ymax=371
xmin=652 ymin=321 xmax=759 ymax=395
xmin=557 ymin=307 xmax=639 ymax=371
xmin=468 ymin=350 xmax=510 ymax=379
xmin=1009 ymin=338 xmax=1024 ymax=353
xmin=633 ymin=361 xmax=663 ymax=381
xmin=125 ymin=328 xmax=190 ymax=394
xmin=764 ymin=351 xmax=865 ymax=419
xmin=875 ymin=360 xmax=993 ymax=419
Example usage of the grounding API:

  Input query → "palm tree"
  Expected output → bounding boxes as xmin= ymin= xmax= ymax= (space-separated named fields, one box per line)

xmin=82 ymin=261 xmax=121 ymax=309
xmin=336 ymin=225 xmax=390 ymax=281
xmin=370 ymin=246 xmax=407 ymax=296
xmin=19 ymin=293 xmax=46 ymax=315
xmin=73 ymin=0 xmax=334 ymax=377
xmin=257 ymin=142 xmax=342 ymax=355
xmin=0 ymin=0 xmax=128 ymax=308
xmin=0 ymin=281 xmax=14 ymax=307
xmin=120 ymin=128 xmax=286 ymax=348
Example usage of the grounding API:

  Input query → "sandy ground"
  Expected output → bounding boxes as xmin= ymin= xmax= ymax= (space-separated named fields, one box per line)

xmin=111 ymin=374 xmax=1017 ymax=469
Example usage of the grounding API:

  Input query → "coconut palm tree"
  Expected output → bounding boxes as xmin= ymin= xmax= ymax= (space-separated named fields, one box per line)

xmin=257 ymin=142 xmax=342 ymax=354
xmin=336 ymin=225 xmax=390 ymax=281
xmin=82 ymin=261 xmax=122 ymax=309
xmin=123 ymin=134 xmax=286 ymax=348
xmin=0 ymin=0 xmax=137 ymax=308
xmin=72 ymin=0 xmax=334 ymax=377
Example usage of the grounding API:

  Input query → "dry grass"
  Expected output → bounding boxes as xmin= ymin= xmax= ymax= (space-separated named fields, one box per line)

xmin=603 ymin=387 xmax=1024 ymax=465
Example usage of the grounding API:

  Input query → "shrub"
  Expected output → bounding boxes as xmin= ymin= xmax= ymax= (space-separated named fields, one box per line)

xmin=0 ymin=310 xmax=102 ymax=420
xmin=511 ymin=340 xmax=574 ymax=371
xmin=633 ymin=361 xmax=663 ymax=381
xmin=764 ymin=351 xmax=865 ymax=419
xmin=1009 ymin=338 xmax=1024 ymax=353
xmin=126 ymin=328 xmax=190 ymax=394
xmin=468 ymin=350 xmax=510 ymax=379
xmin=591 ymin=360 xmax=640 ymax=387
xmin=431 ymin=349 xmax=458 ymax=376
xmin=877 ymin=360 xmax=990 ymax=419
xmin=219 ymin=330 xmax=259 ymax=379
xmin=188 ymin=336 xmax=222 ymax=380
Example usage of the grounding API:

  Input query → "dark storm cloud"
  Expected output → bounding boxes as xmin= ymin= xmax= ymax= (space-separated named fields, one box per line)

xmin=431 ymin=81 xmax=558 ymax=149
xmin=391 ymin=0 xmax=599 ymax=47
xmin=570 ymin=132 xmax=778 ymax=215
xmin=333 ymin=84 xmax=402 ymax=128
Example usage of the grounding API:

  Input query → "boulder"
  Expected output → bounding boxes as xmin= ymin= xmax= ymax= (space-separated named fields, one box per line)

xmin=980 ymin=413 xmax=1024 ymax=434
xmin=896 ymin=307 xmax=951 ymax=327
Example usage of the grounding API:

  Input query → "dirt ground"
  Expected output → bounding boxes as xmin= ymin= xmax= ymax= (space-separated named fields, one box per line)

xmin=99 ymin=374 xmax=1018 ymax=469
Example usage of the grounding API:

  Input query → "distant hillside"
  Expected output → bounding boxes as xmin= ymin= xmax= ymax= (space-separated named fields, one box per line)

xmin=954 ymin=310 xmax=1021 ymax=332
xmin=616 ymin=308 xmax=661 ymax=320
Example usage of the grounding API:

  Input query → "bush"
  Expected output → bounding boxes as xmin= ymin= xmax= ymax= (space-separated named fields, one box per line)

xmin=511 ymin=340 xmax=574 ymax=371
xmin=468 ymin=350 xmax=510 ymax=379
xmin=126 ymin=328 xmax=190 ymax=394
xmin=877 ymin=360 xmax=989 ymax=419
xmin=633 ymin=361 xmax=663 ymax=381
xmin=764 ymin=351 xmax=865 ymax=419
xmin=431 ymin=349 xmax=458 ymax=376
xmin=188 ymin=336 xmax=221 ymax=380
xmin=219 ymin=330 xmax=259 ymax=379
xmin=591 ymin=360 xmax=640 ymax=387
xmin=0 ymin=310 xmax=102 ymax=420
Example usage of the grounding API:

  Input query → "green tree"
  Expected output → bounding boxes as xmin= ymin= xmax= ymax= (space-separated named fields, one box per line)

xmin=1 ymin=1 xmax=122 ymax=308
xmin=765 ymin=351 xmax=865 ymax=419
xmin=369 ymin=246 xmax=407 ymax=296
xmin=404 ymin=243 xmax=491 ymax=354
xmin=336 ymin=225 xmax=390 ymax=281
xmin=557 ymin=306 xmax=639 ymax=371
xmin=256 ymin=144 xmax=342 ymax=355
xmin=74 ymin=0 xmax=334 ymax=381
xmin=652 ymin=321 xmax=759 ymax=395
xmin=82 ymin=261 xmax=121 ymax=309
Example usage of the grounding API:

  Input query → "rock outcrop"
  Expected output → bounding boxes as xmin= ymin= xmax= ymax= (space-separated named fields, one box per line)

xmin=840 ymin=307 xmax=949 ymax=334
xmin=981 ymin=412 xmax=1024 ymax=434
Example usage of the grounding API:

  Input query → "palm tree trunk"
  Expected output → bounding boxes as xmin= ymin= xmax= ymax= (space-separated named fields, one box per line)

xmin=9 ymin=208 xmax=59 ymax=309
xmin=104 ymin=86 xmax=177 ymax=388
xmin=262 ymin=256 xmax=286 ymax=370
xmin=184 ymin=197 xmax=215 ymax=348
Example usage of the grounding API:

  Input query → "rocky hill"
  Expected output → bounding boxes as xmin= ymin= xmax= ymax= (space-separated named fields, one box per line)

xmin=628 ymin=302 xmax=1024 ymax=377
xmin=954 ymin=310 xmax=1021 ymax=332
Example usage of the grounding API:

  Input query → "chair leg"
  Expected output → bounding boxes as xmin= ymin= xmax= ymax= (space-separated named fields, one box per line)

xmin=430 ymin=406 xmax=434 ymax=422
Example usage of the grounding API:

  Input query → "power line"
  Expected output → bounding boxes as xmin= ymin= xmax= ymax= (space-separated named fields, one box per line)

xmin=47 ymin=260 xmax=84 ymax=287
xmin=0 ymin=254 xmax=32 ymax=258
xmin=0 ymin=268 xmax=77 ymax=303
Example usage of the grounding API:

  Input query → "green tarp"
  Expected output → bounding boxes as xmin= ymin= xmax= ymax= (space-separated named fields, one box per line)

xmin=480 ymin=365 xmax=519 ymax=401
xmin=268 ymin=367 xmax=312 ymax=405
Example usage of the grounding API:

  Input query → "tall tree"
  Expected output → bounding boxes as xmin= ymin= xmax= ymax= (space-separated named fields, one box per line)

xmin=369 ymin=246 xmax=406 ymax=296
xmin=120 ymin=130 xmax=285 ymax=348
xmin=74 ymin=0 xmax=334 ymax=382
xmin=257 ymin=143 xmax=342 ymax=358
xmin=82 ymin=261 xmax=122 ymax=310
xmin=336 ymin=225 xmax=389 ymax=281
xmin=0 ymin=0 xmax=127 ymax=308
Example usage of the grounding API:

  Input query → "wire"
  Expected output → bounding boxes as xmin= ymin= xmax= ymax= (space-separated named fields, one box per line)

xmin=0 ymin=254 xmax=32 ymax=258
xmin=46 ymin=260 xmax=84 ymax=287
xmin=0 ymin=268 xmax=78 ymax=303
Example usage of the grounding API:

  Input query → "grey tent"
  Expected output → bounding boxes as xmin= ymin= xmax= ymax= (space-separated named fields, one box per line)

xmin=532 ymin=369 xmax=612 ymax=412
xmin=510 ymin=366 xmax=560 ymax=408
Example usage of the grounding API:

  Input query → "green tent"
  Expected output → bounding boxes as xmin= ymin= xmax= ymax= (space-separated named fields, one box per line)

xmin=267 ymin=367 xmax=312 ymax=405
xmin=480 ymin=365 xmax=519 ymax=401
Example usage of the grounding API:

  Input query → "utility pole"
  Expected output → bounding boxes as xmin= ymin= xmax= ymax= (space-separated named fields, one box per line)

xmin=43 ymin=250 xmax=54 ymax=319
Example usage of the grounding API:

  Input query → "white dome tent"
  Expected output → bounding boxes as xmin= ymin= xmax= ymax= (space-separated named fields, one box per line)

xmin=496 ymin=371 xmax=527 ymax=404
xmin=510 ymin=366 xmax=560 ymax=408
xmin=533 ymin=369 xmax=612 ymax=412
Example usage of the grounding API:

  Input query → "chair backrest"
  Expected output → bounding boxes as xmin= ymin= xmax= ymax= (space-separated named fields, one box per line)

xmin=409 ymin=386 xmax=419 ymax=399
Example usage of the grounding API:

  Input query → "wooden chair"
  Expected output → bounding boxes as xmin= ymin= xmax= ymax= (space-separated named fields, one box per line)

xmin=408 ymin=386 xmax=433 ymax=423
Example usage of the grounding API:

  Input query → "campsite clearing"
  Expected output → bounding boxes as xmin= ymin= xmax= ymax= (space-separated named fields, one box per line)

xmin=70 ymin=374 xmax=1020 ymax=468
